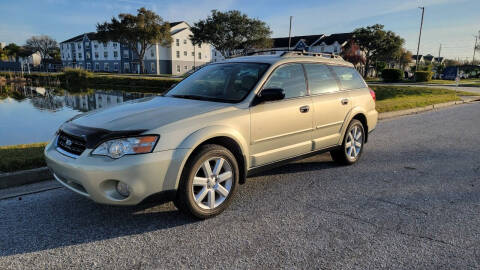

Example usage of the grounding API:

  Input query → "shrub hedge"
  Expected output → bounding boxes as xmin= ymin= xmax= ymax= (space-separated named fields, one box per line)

xmin=381 ymin=69 xmax=403 ymax=82
xmin=415 ymin=71 xmax=433 ymax=82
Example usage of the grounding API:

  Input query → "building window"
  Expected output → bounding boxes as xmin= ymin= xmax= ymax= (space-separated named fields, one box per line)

xmin=124 ymin=62 xmax=130 ymax=72
xmin=176 ymin=65 xmax=180 ymax=72
xmin=86 ymin=52 xmax=91 ymax=60
xmin=104 ymin=51 xmax=108 ymax=58
xmin=114 ymin=51 xmax=118 ymax=58
xmin=95 ymin=62 xmax=99 ymax=71
xmin=184 ymin=65 xmax=187 ymax=70
xmin=78 ymin=53 xmax=82 ymax=59
xmin=94 ymin=43 xmax=98 ymax=49
xmin=176 ymin=39 xmax=180 ymax=46
xmin=191 ymin=52 xmax=195 ymax=56
xmin=113 ymin=62 xmax=119 ymax=71
xmin=214 ymin=51 xmax=217 ymax=56
xmin=103 ymin=42 xmax=107 ymax=48
xmin=77 ymin=43 xmax=81 ymax=49
xmin=86 ymin=63 xmax=91 ymax=70
xmin=104 ymin=63 xmax=109 ymax=71
xmin=184 ymin=51 xmax=187 ymax=56
xmin=113 ymin=43 xmax=117 ymax=48
xmin=176 ymin=51 xmax=180 ymax=58
xmin=94 ymin=52 xmax=99 ymax=59
xmin=123 ymin=50 xmax=129 ymax=59
xmin=183 ymin=39 xmax=187 ymax=44
xmin=150 ymin=49 xmax=154 ymax=57
xmin=85 ymin=42 xmax=90 ymax=48
xmin=151 ymin=62 xmax=155 ymax=73
xmin=198 ymin=44 xmax=201 ymax=48
xmin=198 ymin=52 xmax=202 ymax=60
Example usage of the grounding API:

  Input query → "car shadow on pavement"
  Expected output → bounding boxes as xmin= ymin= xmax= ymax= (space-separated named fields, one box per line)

xmin=0 ymin=154 xmax=335 ymax=257
xmin=0 ymin=190 xmax=199 ymax=257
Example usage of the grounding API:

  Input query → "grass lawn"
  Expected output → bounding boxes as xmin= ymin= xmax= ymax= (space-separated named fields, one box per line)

xmin=371 ymin=85 xmax=479 ymax=113
xmin=0 ymin=143 xmax=47 ymax=173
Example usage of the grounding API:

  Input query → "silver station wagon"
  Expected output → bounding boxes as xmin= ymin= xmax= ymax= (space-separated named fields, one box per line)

xmin=45 ymin=51 xmax=378 ymax=219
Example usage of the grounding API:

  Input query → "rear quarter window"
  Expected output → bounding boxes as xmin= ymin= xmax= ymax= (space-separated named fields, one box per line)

xmin=331 ymin=66 xmax=366 ymax=90
xmin=304 ymin=63 xmax=339 ymax=95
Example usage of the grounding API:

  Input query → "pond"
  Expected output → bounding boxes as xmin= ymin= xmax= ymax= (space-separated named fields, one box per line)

xmin=0 ymin=83 xmax=155 ymax=146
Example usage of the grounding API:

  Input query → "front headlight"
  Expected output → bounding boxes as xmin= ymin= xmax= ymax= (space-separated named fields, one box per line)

xmin=91 ymin=135 xmax=159 ymax=159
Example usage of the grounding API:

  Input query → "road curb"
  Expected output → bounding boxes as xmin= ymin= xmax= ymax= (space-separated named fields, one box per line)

xmin=378 ymin=100 xmax=472 ymax=120
xmin=0 ymin=167 xmax=52 ymax=189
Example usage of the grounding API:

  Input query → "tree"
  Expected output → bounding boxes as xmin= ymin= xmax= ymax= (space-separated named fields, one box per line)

xmin=4 ymin=43 xmax=20 ymax=61
xmin=351 ymin=24 xmax=404 ymax=77
xmin=25 ymin=35 xmax=58 ymax=59
xmin=397 ymin=48 xmax=413 ymax=71
xmin=190 ymin=10 xmax=272 ymax=57
xmin=97 ymin=7 xmax=172 ymax=73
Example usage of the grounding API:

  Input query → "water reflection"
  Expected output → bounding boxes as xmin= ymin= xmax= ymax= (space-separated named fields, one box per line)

xmin=0 ymin=83 xmax=154 ymax=112
xmin=0 ymin=83 xmax=155 ymax=146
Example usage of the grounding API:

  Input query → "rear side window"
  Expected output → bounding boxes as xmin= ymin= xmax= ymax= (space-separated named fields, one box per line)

xmin=304 ymin=64 xmax=339 ymax=94
xmin=331 ymin=66 xmax=366 ymax=90
xmin=263 ymin=64 xmax=307 ymax=99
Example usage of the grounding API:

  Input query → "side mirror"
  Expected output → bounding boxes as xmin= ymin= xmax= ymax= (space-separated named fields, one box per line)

xmin=255 ymin=88 xmax=285 ymax=104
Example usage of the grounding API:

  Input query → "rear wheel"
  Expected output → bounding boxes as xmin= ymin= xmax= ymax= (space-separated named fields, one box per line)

xmin=331 ymin=119 xmax=365 ymax=165
xmin=175 ymin=144 xmax=239 ymax=219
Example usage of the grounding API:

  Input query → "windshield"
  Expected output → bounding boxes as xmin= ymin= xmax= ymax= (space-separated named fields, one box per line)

xmin=166 ymin=63 xmax=270 ymax=103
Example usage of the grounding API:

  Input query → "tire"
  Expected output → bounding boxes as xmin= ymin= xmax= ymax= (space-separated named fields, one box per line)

xmin=331 ymin=119 xmax=365 ymax=165
xmin=175 ymin=144 xmax=239 ymax=219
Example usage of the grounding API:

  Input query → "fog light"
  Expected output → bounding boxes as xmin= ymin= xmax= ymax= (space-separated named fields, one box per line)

xmin=116 ymin=182 xmax=130 ymax=197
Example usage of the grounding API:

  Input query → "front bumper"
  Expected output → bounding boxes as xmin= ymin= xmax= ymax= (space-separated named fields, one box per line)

xmin=44 ymin=140 xmax=189 ymax=205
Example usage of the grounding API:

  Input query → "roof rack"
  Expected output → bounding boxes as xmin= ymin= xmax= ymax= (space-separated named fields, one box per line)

xmin=281 ymin=50 xmax=343 ymax=60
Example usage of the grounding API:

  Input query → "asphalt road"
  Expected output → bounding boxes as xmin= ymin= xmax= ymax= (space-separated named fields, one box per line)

xmin=1 ymin=102 xmax=480 ymax=269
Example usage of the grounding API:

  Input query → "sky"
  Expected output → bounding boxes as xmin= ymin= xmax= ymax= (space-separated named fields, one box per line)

xmin=0 ymin=0 xmax=479 ymax=60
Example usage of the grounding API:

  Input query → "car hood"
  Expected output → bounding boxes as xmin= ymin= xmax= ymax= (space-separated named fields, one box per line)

xmin=71 ymin=96 xmax=231 ymax=131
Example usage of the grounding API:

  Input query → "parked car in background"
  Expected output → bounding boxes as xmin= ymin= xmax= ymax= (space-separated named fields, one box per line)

xmin=45 ymin=51 xmax=378 ymax=219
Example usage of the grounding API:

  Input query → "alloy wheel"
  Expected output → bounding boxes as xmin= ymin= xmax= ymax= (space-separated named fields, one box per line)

xmin=191 ymin=157 xmax=233 ymax=210
xmin=345 ymin=124 xmax=363 ymax=160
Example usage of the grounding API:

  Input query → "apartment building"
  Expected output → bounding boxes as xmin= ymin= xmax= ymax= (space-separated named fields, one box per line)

xmin=59 ymin=21 xmax=212 ymax=75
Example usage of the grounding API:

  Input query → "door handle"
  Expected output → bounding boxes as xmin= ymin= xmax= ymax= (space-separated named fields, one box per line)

xmin=341 ymin=98 xmax=349 ymax=105
xmin=299 ymin=105 xmax=310 ymax=113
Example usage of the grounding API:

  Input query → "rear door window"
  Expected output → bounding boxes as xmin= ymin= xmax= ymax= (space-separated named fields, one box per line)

xmin=331 ymin=66 xmax=366 ymax=90
xmin=304 ymin=64 xmax=339 ymax=94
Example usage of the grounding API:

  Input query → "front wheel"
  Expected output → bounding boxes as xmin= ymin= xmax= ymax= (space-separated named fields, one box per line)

xmin=175 ymin=144 xmax=239 ymax=219
xmin=331 ymin=119 xmax=365 ymax=165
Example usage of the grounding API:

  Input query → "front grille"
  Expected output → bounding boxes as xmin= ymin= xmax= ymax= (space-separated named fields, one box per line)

xmin=57 ymin=131 xmax=86 ymax=156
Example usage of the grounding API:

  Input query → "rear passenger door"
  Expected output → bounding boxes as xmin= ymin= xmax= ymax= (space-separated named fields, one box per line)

xmin=250 ymin=63 xmax=314 ymax=167
xmin=305 ymin=63 xmax=350 ymax=150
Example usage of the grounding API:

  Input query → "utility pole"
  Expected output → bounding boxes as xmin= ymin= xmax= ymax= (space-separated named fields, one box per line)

xmin=415 ymin=7 xmax=425 ymax=72
xmin=288 ymin=16 xmax=293 ymax=51
xmin=473 ymin=35 xmax=478 ymax=64
xmin=438 ymin=43 xmax=442 ymax=59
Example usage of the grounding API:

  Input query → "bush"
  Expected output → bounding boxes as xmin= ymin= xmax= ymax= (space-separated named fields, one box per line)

xmin=62 ymin=67 xmax=91 ymax=84
xmin=415 ymin=71 xmax=433 ymax=82
xmin=381 ymin=69 xmax=403 ymax=82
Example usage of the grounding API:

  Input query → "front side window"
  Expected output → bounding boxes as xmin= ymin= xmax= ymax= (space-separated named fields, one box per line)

xmin=331 ymin=66 xmax=366 ymax=90
xmin=304 ymin=64 xmax=339 ymax=94
xmin=263 ymin=64 xmax=306 ymax=99
xmin=166 ymin=63 xmax=269 ymax=103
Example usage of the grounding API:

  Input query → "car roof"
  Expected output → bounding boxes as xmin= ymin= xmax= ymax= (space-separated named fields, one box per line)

xmin=221 ymin=54 xmax=354 ymax=67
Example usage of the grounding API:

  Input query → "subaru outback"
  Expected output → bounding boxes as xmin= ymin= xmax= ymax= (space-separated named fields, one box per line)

xmin=45 ymin=51 xmax=378 ymax=219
